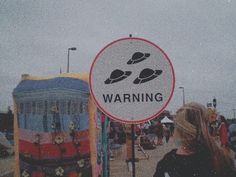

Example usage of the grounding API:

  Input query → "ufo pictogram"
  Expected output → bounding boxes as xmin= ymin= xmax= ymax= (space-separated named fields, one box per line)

xmin=133 ymin=68 xmax=162 ymax=84
xmin=127 ymin=52 xmax=150 ymax=65
xmin=104 ymin=69 xmax=132 ymax=84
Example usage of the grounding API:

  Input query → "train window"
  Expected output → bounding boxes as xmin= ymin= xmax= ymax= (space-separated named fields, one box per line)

xmin=75 ymin=101 xmax=79 ymax=115
xmin=60 ymin=100 xmax=66 ymax=114
xmin=32 ymin=102 xmax=36 ymax=114
xmin=49 ymin=101 xmax=55 ymax=113
xmin=17 ymin=103 xmax=20 ymax=114
xmin=56 ymin=100 xmax=60 ymax=113
xmin=44 ymin=101 xmax=48 ymax=114
xmin=36 ymin=101 xmax=44 ymax=114
xmin=71 ymin=100 xmax=78 ymax=115
xmin=79 ymin=102 xmax=83 ymax=113
xmin=25 ymin=102 xmax=31 ymax=114
xmin=20 ymin=103 xmax=24 ymax=114
xmin=67 ymin=100 xmax=71 ymax=115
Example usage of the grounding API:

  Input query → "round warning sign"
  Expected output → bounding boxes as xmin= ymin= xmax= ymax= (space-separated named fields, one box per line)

xmin=89 ymin=37 xmax=175 ymax=124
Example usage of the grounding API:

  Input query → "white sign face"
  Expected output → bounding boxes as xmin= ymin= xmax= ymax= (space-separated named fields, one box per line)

xmin=89 ymin=38 xmax=175 ymax=124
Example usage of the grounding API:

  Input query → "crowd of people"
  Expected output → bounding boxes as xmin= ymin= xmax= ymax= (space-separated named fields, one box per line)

xmin=108 ymin=118 xmax=176 ymax=160
xmin=136 ymin=121 xmax=174 ymax=150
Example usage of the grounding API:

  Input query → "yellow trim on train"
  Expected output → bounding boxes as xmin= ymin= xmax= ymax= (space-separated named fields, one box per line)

xmin=21 ymin=73 xmax=89 ymax=82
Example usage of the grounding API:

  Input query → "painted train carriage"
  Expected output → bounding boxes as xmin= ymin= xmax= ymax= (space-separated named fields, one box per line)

xmin=13 ymin=74 xmax=108 ymax=177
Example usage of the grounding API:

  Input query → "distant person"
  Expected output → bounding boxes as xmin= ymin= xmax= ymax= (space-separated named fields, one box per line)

xmin=218 ymin=115 xmax=229 ymax=147
xmin=169 ymin=124 xmax=174 ymax=136
xmin=163 ymin=125 xmax=171 ymax=143
xmin=117 ymin=126 xmax=126 ymax=144
xmin=143 ymin=122 xmax=150 ymax=134
xmin=229 ymin=123 xmax=236 ymax=164
xmin=153 ymin=102 xmax=236 ymax=177
xmin=155 ymin=121 xmax=163 ymax=145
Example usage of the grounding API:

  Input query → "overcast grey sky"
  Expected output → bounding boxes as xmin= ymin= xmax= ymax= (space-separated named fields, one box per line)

xmin=0 ymin=0 xmax=236 ymax=118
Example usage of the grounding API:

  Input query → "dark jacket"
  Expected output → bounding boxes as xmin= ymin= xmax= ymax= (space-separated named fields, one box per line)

xmin=153 ymin=149 xmax=216 ymax=177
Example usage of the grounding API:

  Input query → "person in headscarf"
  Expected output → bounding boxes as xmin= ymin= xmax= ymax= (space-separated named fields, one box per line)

xmin=218 ymin=115 xmax=229 ymax=147
xmin=155 ymin=120 xmax=164 ymax=145
xmin=229 ymin=123 xmax=236 ymax=166
xmin=153 ymin=102 xmax=236 ymax=177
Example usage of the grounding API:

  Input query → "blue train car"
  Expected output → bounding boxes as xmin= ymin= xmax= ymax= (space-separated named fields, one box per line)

xmin=13 ymin=74 xmax=109 ymax=177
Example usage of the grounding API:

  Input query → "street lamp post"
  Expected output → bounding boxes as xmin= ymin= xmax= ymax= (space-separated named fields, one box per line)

xmin=179 ymin=86 xmax=185 ymax=105
xmin=67 ymin=47 xmax=77 ymax=73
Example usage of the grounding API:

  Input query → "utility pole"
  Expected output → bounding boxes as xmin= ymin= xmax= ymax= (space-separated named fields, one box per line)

xmin=179 ymin=86 xmax=185 ymax=105
xmin=233 ymin=109 xmax=236 ymax=119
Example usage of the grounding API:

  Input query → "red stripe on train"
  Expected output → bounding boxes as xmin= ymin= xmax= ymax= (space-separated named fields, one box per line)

xmin=19 ymin=139 xmax=90 ymax=159
xmin=30 ymin=171 xmax=80 ymax=177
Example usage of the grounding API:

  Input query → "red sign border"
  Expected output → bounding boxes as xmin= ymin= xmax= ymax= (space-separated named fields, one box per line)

xmin=89 ymin=37 xmax=175 ymax=124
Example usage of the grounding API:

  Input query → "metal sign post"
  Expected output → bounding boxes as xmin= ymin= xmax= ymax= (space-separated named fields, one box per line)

xmin=129 ymin=34 xmax=136 ymax=177
xmin=131 ymin=124 xmax=136 ymax=177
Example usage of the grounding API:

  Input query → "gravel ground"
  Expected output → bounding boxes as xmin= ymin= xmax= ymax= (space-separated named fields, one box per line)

xmin=110 ymin=137 xmax=176 ymax=177
xmin=1 ymin=138 xmax=235 ymax=177
xmin=109 ymin=137 xmax=236 ymax=177
xmin=0 ymin=156 xmax=14 ymax=177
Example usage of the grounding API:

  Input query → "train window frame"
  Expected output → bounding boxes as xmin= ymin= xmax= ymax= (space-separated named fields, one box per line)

xmin=32 ymin=101 xmax=36 ymax=115
xmin=67 ymin=100 xmax=71 ymax=115
xmin=60 ymin=100 xmax=66 ymax=114
xmin=79 ymin=102 xmax=83 ymax=113
xmin=44 ymin=101 xmax=48 ymax=115
xmin=36 ymin=101 xmax=44 ymax=115
xmin=49 ymin=101 xmax=55 ymax=114
xmin=25 ymin=102 xmax=31 ymax=114
xmin=71 ymin=100 xmax=79 ymax=115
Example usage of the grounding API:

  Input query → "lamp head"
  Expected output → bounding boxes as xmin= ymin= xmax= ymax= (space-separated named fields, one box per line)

xmin=69 ymin=47 xmax=77 ymax=50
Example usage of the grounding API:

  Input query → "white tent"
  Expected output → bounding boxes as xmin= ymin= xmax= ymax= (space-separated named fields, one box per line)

xmin=161 ymin=116 xmax=174 ymax=124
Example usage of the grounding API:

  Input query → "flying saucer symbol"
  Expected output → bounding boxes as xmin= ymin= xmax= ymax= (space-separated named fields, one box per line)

xmin=133 ymin=68 xmax=162 ymax=84
xmin=104 ymin=69 xmax=132 ymax=84
xmin=127 ymin=52 xmax=150 ymax=65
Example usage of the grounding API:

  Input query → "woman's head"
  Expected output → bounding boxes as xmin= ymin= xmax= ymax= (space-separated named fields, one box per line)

xmin=219 ymin=115 xmax=227 ymax=125
xmin=174 ymin=102 xmax=236 ymax=176
xmin=174 ymin=102 xmax=210 ymax=150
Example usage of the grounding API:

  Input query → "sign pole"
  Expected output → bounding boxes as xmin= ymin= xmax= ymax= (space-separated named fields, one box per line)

xmin=131 ymin=124 xmax=136 ymax=177
xmin=129 ymin=33 xmax=136 ymax=177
